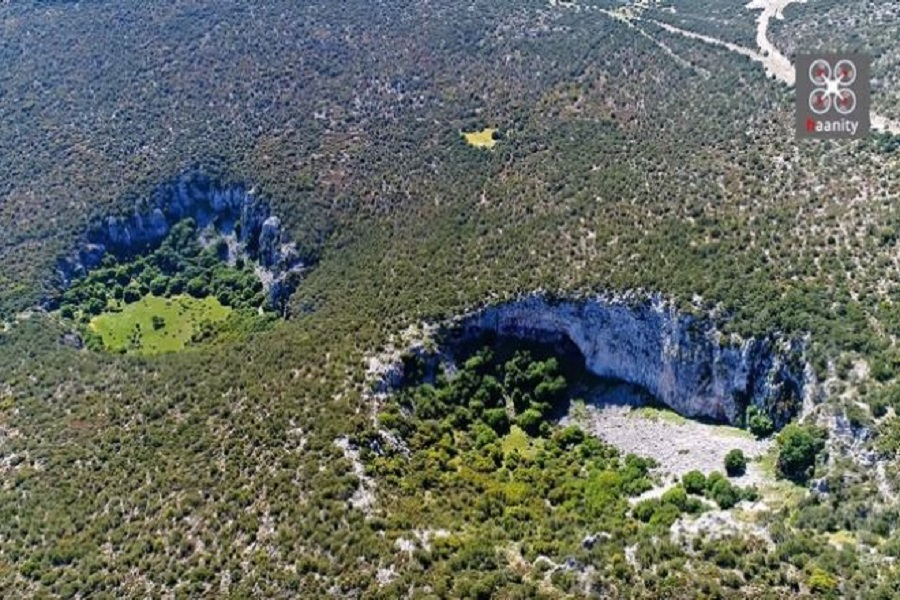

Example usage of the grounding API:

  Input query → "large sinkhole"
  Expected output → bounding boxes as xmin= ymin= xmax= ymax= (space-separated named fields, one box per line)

xmin=443 ymin=329 xmax=656 ymax=423
xmin=383 ymin=295 xmax=811 ymax=431
xmin=48 ymin=171 xmax=312 ymax=354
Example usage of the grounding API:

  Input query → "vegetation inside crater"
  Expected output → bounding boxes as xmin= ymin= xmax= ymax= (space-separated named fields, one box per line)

xmin=56 ymin=218 xmax=277 ymax=354
xmin=344 ymin=338 xmax=900 ymax=597
xmin=87 ymin=294 xmax=231 ymax=355
xmin=358 ymin=341 xmax=788 ymax=596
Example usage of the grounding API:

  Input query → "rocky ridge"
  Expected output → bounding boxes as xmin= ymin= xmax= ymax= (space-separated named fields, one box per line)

xmin=374 ymin=293 xmax=817 ymax=428
xmin=54 ymin=171 xmax=308 ymax=310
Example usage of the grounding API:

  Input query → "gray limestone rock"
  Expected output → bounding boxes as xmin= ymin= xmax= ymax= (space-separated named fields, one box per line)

xmin=258 ymin=216 xmax=283 ymax=267
xmin=453 ymin=294 xmax=811 ymax=426
xmin=54 ymin=171 xmax=308 ymax=310
xmin=373 ymin=294 xmax=816 ymax=428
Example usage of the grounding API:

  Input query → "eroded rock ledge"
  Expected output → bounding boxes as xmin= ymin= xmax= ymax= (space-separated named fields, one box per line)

xmin=54 ymin=171 xmax=308 ymax=310
xmin=377 ymin=294 xmax=817 ymax=428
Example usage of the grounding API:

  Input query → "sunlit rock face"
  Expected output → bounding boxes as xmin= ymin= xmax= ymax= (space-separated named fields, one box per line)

xmin=450 ymin=294 xmax=812 ymax=427
xmin=55 ymin=172 xmax=306 ymax=308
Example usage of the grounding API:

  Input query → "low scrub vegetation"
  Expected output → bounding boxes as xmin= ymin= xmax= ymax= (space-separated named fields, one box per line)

xmin=2 ymin=0 xmax=900 ymax=596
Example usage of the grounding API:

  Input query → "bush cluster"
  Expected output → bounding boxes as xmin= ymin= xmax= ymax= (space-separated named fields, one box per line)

xmin=776 ymin=424 xmax=826 ymax=483
xmin=681 ymin=469 xmax=758 ymax=509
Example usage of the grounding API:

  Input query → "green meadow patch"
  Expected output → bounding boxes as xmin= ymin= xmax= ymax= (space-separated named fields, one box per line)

xmin=501 ymin=425 xmax=543 ymax=459
xmin=630 ymin=406 xmax=688 ymax=425
xmin=756 ymin=448 xmax=807 ymax=508
xmin=714 ymin=424 xmax=757 ymax=440
xmin=462 ymin=127 xmax=498 ymax=149
xmin=89 ymin=294 xmax=231 ymax=355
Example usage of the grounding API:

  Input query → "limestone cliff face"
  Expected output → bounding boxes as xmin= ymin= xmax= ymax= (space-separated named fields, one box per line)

xmin=56 ymin=172 xmax=306 ymax=307
xmin=450 ymin=294 xmax=812 ymax=427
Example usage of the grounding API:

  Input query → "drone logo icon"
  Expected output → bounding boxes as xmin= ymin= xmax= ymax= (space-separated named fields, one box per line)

xmin=796 ymin=53 xmax=870 ymax=140
xmin=808 ymin=58 xmax=857 ymax=116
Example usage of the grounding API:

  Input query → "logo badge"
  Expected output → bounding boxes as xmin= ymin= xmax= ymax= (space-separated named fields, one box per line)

xmin=796 ymin=53 xmax=870 ymax=140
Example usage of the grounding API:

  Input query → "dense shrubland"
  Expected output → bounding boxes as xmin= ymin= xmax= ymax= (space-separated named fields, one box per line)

xmin=1 ymin=0 xmax=900 ymax=596
xmin=357 ymin=342 xmax=895 ymax=597
xmin=2 ymin=0 xmax=899 ymax=379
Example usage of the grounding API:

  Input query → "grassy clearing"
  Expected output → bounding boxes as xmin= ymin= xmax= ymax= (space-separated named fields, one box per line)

xmin=758 ymin=478 xmax=807 ymax=510
xmin=756 ymin=448 xmax=807 ymax=509
xmin=501 ymin=425 xmax=542 ymax=459
xmin=827 ymin=531 xmax=857 ymax=548
xmin=630 ymin=406 xmax=755 ymax=439
xmin=714 ymin=425 xmax=756 ymax=440
xmin=462 ymin=127 xmax=498 ymax=149
xmin=90 ymin=294 xmax=231 ymax=355
xmin=757 ymin=448 xmax=778 ymax=479
xmin=630 ymin=406 xmax=688 ymax=425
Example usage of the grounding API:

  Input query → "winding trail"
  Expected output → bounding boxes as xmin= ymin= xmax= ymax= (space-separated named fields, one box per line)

xmin=746 ymin=0 xmax=899 ymax=134
xmin=746 ymin=0 xmax=804 ymax=86
xmin=652 ymin=20 xmax=761 ymax=63
xmin=595 ymin=6 xmax=706 ymax=76
xmin=645 ymin=0 xmax=900 ymax=134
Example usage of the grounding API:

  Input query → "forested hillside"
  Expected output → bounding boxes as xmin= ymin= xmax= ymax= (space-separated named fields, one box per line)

xmin=2 ymin=0 xmax=900 ymax=597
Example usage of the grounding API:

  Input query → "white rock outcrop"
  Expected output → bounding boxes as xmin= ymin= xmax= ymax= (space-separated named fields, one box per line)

xmin=452 ymin=294 xmax=811 ymax=425
xmin=55 ymin=171 xmax=307 ymax=309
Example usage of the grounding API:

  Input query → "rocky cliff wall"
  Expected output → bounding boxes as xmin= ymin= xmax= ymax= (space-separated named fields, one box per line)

xmin=55 ymin=171 xmax=307 ymax=308
xmin=443 ymin=294 xmax=813 ymax=427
